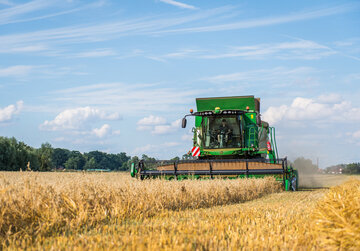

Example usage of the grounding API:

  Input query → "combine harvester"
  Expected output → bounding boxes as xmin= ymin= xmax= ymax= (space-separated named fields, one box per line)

xmin=131 ymin=96 xmax=298 ymax=191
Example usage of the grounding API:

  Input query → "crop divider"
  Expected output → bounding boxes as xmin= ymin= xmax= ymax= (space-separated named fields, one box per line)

xmin=209 ymin=161 xmax=213 ymax=179
xmin=246 ymin=160 xmax=249 ymax=178
xmin=174 ymin=162 xmax=178 ymax=180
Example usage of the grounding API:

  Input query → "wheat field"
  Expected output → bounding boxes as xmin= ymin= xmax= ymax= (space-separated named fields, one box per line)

xmin=0 ymin=172 xmax=359 ymax=250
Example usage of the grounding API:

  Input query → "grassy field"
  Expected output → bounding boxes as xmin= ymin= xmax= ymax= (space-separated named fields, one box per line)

xmin=0 ymin=172 xmax=359 ymax=250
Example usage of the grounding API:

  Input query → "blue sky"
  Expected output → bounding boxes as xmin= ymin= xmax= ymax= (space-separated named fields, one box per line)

xmin=0 ymin=0 xmax=359 ymax=168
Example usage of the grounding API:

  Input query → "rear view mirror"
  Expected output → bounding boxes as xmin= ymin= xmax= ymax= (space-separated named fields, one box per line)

xmin=182 ymin=118 xmax=187 ymax=128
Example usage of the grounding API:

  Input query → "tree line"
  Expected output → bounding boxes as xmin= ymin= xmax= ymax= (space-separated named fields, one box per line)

xmin=325 ymin=163 xmax=360 ymax=174
xmin=1 ymin=136 xmax=359 ymax=173
xmin=0 ymin=136 xmax=133 ymax=171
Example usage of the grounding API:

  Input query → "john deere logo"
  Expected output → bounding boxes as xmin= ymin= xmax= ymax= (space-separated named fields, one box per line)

xmin=220 ymin=151 xmax=223 ymax=154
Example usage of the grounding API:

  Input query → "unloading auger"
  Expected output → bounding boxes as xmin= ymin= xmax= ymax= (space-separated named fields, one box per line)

xmin=131 ymin=96 xmax=298 ymax=191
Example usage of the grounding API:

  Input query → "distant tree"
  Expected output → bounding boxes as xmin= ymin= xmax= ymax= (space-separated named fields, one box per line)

xmin=0 ymin=136 xmax=139 ymax=172
xmin=83 ymin=151 xmax=131 ymax=170
xmin=0 ymin=137 xmax=17 ymax=170
xmin=66 ymin=151 xmax=86 ymax=170
xmin=15 ymin=141 xmax=40 ymax=171
xmin=64 ymin=154 xmax=85 ymax=170
xmin=106 ymin=153 xmax=130 ymax=170
xmin=171 ymin=156 xmax=180 ymax=162
xmin=37 ymin=143 xmax=54 ymax=171
xmin=343 ymin=163 xmax=360 ymax=174
xmin=84 ymin=157 xmax=96 ymax=170
xmin=86 ymin=151 xmax=103 ymax=168
xmin=52 ymin=148 xmax=70 ymax=169
xmin=141 ymin=154 xmax=157 ymax=162
xmin=27 ymin=148 xmax=40 ymax=171
xmin=117 ymin=152 xmax=131 ymax=165
xmin=139 ymin=154 xmax=158 ymax=170
xmin=64 ymin=157 xmax=78 ymax=170
xmin=182 ymin=153 xmax=194 ymax=160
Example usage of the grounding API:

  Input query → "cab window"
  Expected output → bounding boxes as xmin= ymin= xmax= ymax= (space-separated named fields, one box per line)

xmin=202 ymin=116 xmax=241 ymax=149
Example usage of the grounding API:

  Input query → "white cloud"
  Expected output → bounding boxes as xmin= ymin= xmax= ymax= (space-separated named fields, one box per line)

xmin=8 ymin=45 xmax=48 ymax=53
xmin=52 ymin=82 xmax=199 ymax=114
xmin=333 ymin=38 xmax=360 ymax=47
xmin=334 ymin=41 xmax=353 ymax=47
xmin=0 ymin=1 xmax=104 ymax=26
xmin=164 ymin=142 xmax=180 ymax=147
xmin=133 ymin=144 xmax=155 ymax=153
xmin=0 ymin=100 xmax=23 ymax=122
xmin=0 ymin=0 xmax=52 ymax=25
xmin=0 ymin=65 xmax=35 ymax=77
xmin=152 ymin=119 xmax=181 ymax=134
xmin=181 ymin=133 xmax=192 ymax=141
xmin=0 ymin=6 xmax=231 ymax=52
xmin=159 ymin=0 xmax=197 ymax=10
xmin=137 ymin=115 xmax=166 ymax=126
xmin=137 ymin=115 xmax=167 ymax=131
xmin=262 ymin=96 xmax=360 ymax=125
xmin=201 ymin=40 xmax=336 ymax=60
xmin=352 ymin=130 xmax=360 ymax=139
xmin=133 ymin=141 xmax=180 ymax=154
xmin=154 ymin=4 xmax=354 ymax=34
xmin=74 ymin=48 xmax=116 ymax=58
xmin=147 ymin=40 xmax=337 ymax=62
xmin=148 ymin=49 xmax=201 ymax=62
xmin=317 ymin=93 xmax=342 ymax=104
xmin=137 ymin=116 xmax=181 ymax=135
xmin=92 ymin=124 xmax=111 ymax=138
xmin=0 ymin=1 xmax=13 ymax=6
xmin=204 ymin=67 xmax=315 ymax=84
xmin=0 ymin=4 xmax=353 ymax=55
xmin=40 ymin=106 xmax=120 ymax=131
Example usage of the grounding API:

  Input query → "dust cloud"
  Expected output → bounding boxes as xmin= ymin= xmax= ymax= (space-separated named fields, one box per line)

xmin=298 ymin=174 xmax=351 ymax=188
xmin=291 ymin=157 xmax=354 ymax=188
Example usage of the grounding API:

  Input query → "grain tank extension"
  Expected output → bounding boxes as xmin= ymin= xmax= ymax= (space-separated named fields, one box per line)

xmin=131 ymin=96 xmax=298 ymax=191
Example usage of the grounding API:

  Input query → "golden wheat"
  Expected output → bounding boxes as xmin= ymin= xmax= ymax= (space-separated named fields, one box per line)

xmin=7 ymin=188 xmax=323 ymax=250
xmin=311 ymin=179 xmax=360 ymax=250
xmin=1 ymin=172 xmax=359 ymax=250
xmin=0 ymin=172 xmax=280 ymax=248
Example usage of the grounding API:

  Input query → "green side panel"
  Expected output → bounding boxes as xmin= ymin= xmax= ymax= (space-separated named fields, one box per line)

xmin=196 ymin=96 xmax=255 ymax=111
xmin=243 ymin=113 xmax=258 ymax=148
xmin=195 ymin=116 xmax=202 ymax=127
xmin=243 ymin=112 xmax=257 ymax=123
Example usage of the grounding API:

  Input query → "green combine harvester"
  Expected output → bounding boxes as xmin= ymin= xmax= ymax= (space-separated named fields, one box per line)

xmin=131 ymin=96 xmax=298 ymax=191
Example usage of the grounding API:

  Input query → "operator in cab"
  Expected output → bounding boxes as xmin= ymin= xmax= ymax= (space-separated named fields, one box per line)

xmin=217 ymin=119 xmax=232 ymax=147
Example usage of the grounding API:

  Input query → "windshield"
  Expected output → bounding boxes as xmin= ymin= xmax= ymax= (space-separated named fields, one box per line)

xmin=202 ymin=115 xmax=242 ymax=149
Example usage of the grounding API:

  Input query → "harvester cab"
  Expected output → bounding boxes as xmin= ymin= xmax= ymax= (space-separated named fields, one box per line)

xmin=131 ymin=96 xmax=298 ymax=191
xmin=181 ymin=96 xmax=275 ymax=161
